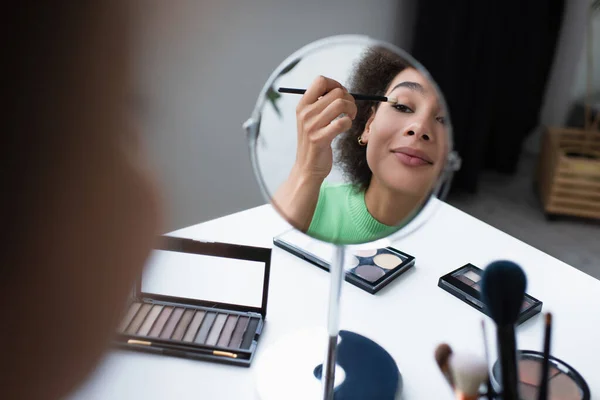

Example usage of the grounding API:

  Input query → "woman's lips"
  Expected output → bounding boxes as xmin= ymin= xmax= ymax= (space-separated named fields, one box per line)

xmin=391 ymin=147 xmax=433 ymax=167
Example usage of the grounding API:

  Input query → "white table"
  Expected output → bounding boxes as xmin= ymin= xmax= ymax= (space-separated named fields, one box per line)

xmin=69 ymin=201 xmax=600 ymax=399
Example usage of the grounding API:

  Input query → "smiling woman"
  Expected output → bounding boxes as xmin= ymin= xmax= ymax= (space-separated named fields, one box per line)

xmin=272 ymin=46 xmax=449 ymax=244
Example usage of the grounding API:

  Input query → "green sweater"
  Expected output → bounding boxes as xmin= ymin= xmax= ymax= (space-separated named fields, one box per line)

xmin=307 ymin=182 xmax=399 ymax=244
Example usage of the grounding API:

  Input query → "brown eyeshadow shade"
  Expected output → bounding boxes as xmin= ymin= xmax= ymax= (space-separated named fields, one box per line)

xmin=126 ymin=303 xmax=152 ymax=334
xmin=148 ymin=306 xmax=174 ymax=337
xmin=354 ymin=265 xmax=385 ymax=282
xmin=521 ymin=300 xmax=531 ymax=311
xmin=160 ymin=307 xmax=185 ymax=339
xmin=195 ymin=312 xmax=217 ymax=344
xmin=118 ymin=302 xmax=142 ymax=332
xmin=373 ymin=254 xmax=401 ymax=270
xmin=217 ymin=315 xmax=239 ymax=347
xmin=171 ymin=309 xmax=195 ymax=341
xmin=206 ymin=314 xmax=228 ymax=345
xmin=137 ymin=305 xmax=164 ymax=336
xmin=229 ymin=316 xmax=249 ymax=348
xmin=473 ymin=283 xmax=481 ymax=290
xmin=519 ymin=359 xmax=560 ymax=386
xmin=519 ymin=382 xmax=538 ymax=400
xmin=549 ymin=373 xmax=582 ymax=399
xmin=183 ymin=311 xmax=206 ymax=342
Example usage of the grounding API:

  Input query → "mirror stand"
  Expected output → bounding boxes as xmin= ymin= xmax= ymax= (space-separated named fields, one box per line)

xmin=254 ymin=243 xmax=402 ymax=400
xmin=321 ymin=245 xmax=345 ymax=399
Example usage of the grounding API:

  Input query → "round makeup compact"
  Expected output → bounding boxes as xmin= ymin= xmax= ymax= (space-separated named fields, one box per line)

xmin=491 ymin=350 xmax=590 ymax=400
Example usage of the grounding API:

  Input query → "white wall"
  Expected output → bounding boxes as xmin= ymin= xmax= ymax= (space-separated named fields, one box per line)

xmin=133 ymin=1 xmax=413 ymax=231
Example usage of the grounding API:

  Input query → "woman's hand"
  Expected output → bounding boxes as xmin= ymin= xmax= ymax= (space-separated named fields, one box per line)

xmin=293 ymin=76 xmax=357 ymax=181
xmin=272 ymin=76 xmax=356 ymax=232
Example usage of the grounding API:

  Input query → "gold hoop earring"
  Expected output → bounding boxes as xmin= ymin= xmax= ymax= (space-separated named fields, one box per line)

xmin=357 ymin=136 xmax=367 ymax=146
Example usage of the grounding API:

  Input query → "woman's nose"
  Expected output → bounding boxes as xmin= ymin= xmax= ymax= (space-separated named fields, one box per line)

xmin=403 ymin=122 xmax=432 ymax=141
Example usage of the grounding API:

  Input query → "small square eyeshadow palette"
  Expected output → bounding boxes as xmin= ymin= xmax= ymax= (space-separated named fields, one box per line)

xmin=273 ymin=229 xmax=415 ymax=294
xmin=114 ymin=236 xmax=272 ymax=367
xmin=438 ymin=263 xmax=543 ymax=325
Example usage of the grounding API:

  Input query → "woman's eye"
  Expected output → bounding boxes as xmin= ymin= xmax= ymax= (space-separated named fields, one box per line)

xmin=436 ymin=116 xmax=446 ymax=125
xmin=392 ymin=104 xmax=413 ymax=113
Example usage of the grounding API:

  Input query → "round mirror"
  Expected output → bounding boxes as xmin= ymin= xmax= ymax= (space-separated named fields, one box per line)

xmin=245 ymin=35 xmax=460 ymax=246
xmin=244 ymin=35 xmax=461 ymax=400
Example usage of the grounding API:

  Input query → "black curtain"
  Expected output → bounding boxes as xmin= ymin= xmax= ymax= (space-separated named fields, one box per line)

xmin=410 ymin=0 xmax=565 ymax=193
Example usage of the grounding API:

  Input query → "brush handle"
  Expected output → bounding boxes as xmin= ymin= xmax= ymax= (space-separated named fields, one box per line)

xmin=278 ymin=87 xmax=389 ymax=102
xmin=538 ymin=314 xmax=552 ymax=400
xmin=496 ymin=325 xmax=519 ymax=400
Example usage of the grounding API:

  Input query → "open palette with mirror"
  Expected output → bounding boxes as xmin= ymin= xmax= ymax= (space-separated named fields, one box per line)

xmin=274 ymin=228 xmax=415 ymax=294
xmin=114 ymin=236 xmax=271 ymax=367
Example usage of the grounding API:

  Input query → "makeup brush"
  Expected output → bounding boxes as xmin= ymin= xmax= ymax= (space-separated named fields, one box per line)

xmin=435 ymin=343 xmax=454 ymax=389
xmin=278 ymin=87 xmax=398 ymax=104
xmin=537 ymin=313 xmax=553 ymax=400
xmin=449 ymin=352 xmax=489 ymax=400
xmin=480 ymin=260 xmax=527 ymax=400
xmin=481 ymin=320 xmax=494 ymax=400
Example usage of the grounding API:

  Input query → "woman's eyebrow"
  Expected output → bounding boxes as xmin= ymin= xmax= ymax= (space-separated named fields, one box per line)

xmin=389 ymin=81 xmax=426 ymax=95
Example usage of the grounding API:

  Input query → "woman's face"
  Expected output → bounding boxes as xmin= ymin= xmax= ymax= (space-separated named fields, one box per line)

xmin=361 ymin=67 xmax=448 ymax=198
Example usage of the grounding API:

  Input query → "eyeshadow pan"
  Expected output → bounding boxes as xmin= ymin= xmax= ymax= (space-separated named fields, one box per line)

xmin=137 ymin=305 xmax=163 ymax=336
xmin=373 ymin=253 xmax=401 ymax=270
xmin=355 ymin=249 xmax=377 ymax=257
xmin=195 ymin=312 xmax=217 ymax=344
xmin=549 ymin=373 xmax=582 ymax=399
xmin=455 ymin=274 xmax=475 ymax=286
xmin=519 ymin=359 xmax=560 ymax=385
xmin=473 ymin=283 xmax=481 ymax=290
xmin=118 ymin=302 xmax=142 ymax=332
xmin=241 ymin=318 xmax=259 ymax=349
xmin=217 ymin=315 xmax=239 ymax=347
xmin=160 ymin=307 xmax=185 ymax=339
xmin=354 ymin=265 xmax=386 ymax=282
xmin=206 ymin=314 xmax=228 ymax=345
xmin=172 ymin=309 xmax=195 ymax=341
xmin=463 ymin=270 xmax=481 ymax=283
xmin=229 ymin=316 xmax=249 ymax=348
xmin=148 ymin=306 xmax=174 ymax=337
xmin=126 ymin=303 xmax=152 ymax=334
xmin=183 ymin=310 xmax=205 ymax=342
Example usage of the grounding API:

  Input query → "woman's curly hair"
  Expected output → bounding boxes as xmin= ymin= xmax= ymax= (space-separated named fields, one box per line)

xmin=336 ymin=47 xmax=407 ymax=192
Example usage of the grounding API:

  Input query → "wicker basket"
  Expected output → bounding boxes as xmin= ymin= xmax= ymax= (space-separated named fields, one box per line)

xmin=536 ymin=127 xmax=600 ymax=219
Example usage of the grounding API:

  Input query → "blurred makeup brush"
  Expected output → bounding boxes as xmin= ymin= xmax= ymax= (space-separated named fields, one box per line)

xmin=480 ymin=260 xmax=527 ymax=400
xmin=538 ymin=313 xmax=553 ymax=400
xmin=278 ymin=87 xmax=398 ymax=104
xmin=449 ymin=351 xmax=489 ymax=400
xmin=435 ymin=343 xmax=454 ymax=389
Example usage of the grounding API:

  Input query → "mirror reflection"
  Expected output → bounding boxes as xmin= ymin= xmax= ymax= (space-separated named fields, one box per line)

xmin=249 ymin=38 xmax=452 ymax=245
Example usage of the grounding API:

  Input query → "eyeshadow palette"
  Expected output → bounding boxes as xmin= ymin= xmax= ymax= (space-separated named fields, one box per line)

xmin=491 ymin=350 xmax=590 ymax=400
xmin=114 ymin=236 xmax=272 ymax=367
xmin=438 ymin=263 xmax=543 ymax=325
xmin=274 ymin=229 xmax=415 ymax=294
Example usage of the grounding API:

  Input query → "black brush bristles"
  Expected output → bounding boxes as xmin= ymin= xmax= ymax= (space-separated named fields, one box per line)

xmin=481 ymin=260 xmax=527 ymax=326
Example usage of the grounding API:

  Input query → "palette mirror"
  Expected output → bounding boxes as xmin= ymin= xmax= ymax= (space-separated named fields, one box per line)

xmin=244 ymin=34 xmax=461 ymax=400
